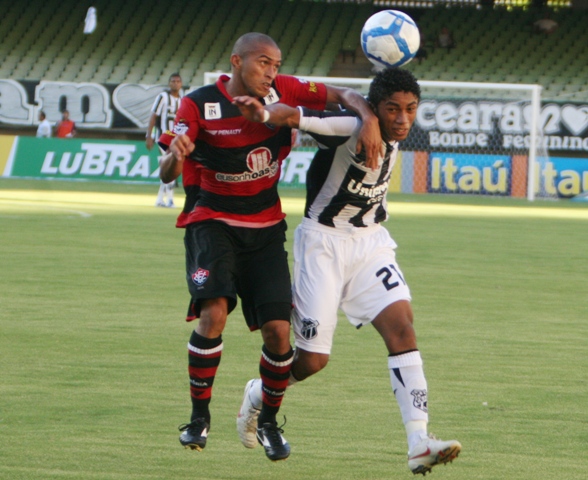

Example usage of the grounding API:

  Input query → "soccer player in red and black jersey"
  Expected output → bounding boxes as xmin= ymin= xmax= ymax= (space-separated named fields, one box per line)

xmin=158 ymin=32 xmax=381 ymax=461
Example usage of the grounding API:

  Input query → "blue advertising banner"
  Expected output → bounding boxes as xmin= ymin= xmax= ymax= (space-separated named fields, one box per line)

xmin=539 ymin=156 xmax=588 ymax=198
xmin=429 ymin=153 xmax=513 ymax=196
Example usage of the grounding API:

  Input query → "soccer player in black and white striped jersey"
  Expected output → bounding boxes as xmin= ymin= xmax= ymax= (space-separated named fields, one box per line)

xmin=146 ymin=73 xmax=183 ymax=207
xmin=234 ymin=67 xmax=462 ymax=476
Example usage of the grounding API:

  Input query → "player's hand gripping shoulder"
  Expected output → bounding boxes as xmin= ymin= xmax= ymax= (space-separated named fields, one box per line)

xmin=357 ymin=114 xmax=382 ymax=170
xmin=233 ymin=96 xmax=300 ymax=128
xmin=325 ymin=85 xmax=382 ymax=170
xmin=159 ymin=134 xmax=195 ymax=183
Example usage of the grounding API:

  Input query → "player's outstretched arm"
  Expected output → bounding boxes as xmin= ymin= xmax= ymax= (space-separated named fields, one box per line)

xmin=233 ymin=96 xmax=300 ymax=128
xmin=145 ymin=112 xmax=158 ymax=150
xmin=324 ymin=85 xmax=382 ymax=169
xmin=159 ymin=134 xmax=194 ymax=183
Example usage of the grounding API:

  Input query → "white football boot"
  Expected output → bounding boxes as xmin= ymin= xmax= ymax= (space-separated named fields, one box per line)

xmin=408 ymin=434 xmax=461 ymax=475
xmin=237 ymin=379 xmax=261 ymax=448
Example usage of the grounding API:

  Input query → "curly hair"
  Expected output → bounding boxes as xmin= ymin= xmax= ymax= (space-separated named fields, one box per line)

xmin=367 ymin=67 xmax=421 ymax=106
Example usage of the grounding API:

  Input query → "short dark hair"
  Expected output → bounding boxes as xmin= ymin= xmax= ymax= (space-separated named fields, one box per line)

xmin=368 ymin=68 xmax=421 ymax=106
xmin=232 ymin=32 xmax=278 ymax=58
xmin=169 ymin=73 xmax=181 ymax=81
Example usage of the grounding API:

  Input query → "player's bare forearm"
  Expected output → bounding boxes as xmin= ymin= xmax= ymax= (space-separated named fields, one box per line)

xmin=233 ymin=96 xmax=300 ymax=128
xmin=325 ymin=85 xmax=382 ymax=168
xmin=159 ymin=152 xmax=183 ymax=183
xmin=160 ymin=134 xmax=194 ymax=183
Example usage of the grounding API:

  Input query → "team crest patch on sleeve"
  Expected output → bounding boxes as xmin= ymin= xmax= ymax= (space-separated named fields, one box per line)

xmin=192 ymin=268 xmax=210 ymax=285
xmin=300 ymin=317 xmax=319 ymax=340
xmin=173 ymin=121 xmax=188 ymax=135
xmin=411 ymin=389 xmax=428 ymax=413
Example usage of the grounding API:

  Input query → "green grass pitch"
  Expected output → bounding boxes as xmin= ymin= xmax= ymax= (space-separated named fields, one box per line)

xmin=0 ymin=179 xmax=586 ymax=479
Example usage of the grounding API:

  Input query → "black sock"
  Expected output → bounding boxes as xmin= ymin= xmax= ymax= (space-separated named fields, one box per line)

xmin=187 ymin=331 xmax=223 ymax=423
xmin=258 ymin=345 xmax=293 ymax=425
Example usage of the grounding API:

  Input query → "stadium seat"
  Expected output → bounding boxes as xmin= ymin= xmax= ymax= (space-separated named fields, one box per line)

xmin=1 ymin=0 xmax=587 ymax=104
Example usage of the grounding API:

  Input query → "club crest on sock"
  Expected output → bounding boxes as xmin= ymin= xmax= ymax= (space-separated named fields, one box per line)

xmin=411 ymin=389 xmax=428 ymax=413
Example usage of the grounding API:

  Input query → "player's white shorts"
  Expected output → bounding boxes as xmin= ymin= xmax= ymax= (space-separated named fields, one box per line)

xmin=292 ymin=218 xmax=411 ymax=355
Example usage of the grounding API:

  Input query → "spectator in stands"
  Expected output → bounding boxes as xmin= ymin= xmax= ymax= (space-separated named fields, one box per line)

xmin=533 ymin=14 xmax=558 ymax=35
xmin=436 ymin=27 xmax=456 ymax=51
xmin=36 ymin=111 xmax=51 ymax=138
xmin=146 ymin=73 xmax=183 ymax=208
xmin=55 ymin=110 xmax=76 ymax=138
xmin=84 ymin=6 xmax=97 ymax=34
xmin=415 ymin=31 xmax=428 ymax=64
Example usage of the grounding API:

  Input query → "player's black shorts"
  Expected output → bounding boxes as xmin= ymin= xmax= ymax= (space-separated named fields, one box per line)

xmin=184 ymin=220 xmax=292 ymax=330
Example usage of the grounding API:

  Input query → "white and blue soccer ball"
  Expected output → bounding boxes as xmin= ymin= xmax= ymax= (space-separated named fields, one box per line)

xmin=361 ymin=10 xmax=420 ymax=69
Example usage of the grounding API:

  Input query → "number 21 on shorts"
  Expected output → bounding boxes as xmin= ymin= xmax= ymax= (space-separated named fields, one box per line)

xmin=376 ymin=264 xmax=406 ymax=291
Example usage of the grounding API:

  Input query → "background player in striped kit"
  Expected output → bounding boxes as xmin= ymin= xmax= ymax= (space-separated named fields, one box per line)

xmin=146 ymin=73 xmax=183 ymax=207
xmin=233 ymin=67 xmax=462 ymax=475
xmin=157 ymin=33 xmax=381 ymax=462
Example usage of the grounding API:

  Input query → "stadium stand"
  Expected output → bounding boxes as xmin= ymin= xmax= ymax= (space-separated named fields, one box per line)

xmin=0 ymin=0 xmax=586 ymax=102
xmin=401 ymin=5 xmax=588 ymax=101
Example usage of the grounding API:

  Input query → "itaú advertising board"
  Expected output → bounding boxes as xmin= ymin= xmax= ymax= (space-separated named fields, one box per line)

xmin=426 ymin=153 xmax=587 ymax=198
xmin=280 ymin=149 xmax=588 ymax=198
xmin=2 ymin=136 xmax=161 ymax=183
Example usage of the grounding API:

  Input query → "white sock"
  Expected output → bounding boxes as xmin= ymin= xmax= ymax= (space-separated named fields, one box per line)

xmin=388 ymin=351 xmax=429 ymax=449
xmin=165 ymin=183 xmax=174 ymax=202
xmin=288 ymin=371 xmax=299 ymax=387
xmin=406 ymin=421 xmax=428 ymax=450
xmin=156 ymin=183 xmax=166 ymax=203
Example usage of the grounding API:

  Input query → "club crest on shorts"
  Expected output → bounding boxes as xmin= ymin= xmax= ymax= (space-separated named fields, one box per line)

xmin=192 ymin=268 xmax=209 ymax=286
xmin=300 ymin=317 xmax=319 ymax=340
xmin=411 ymin=389 xmax=428 ymax=413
